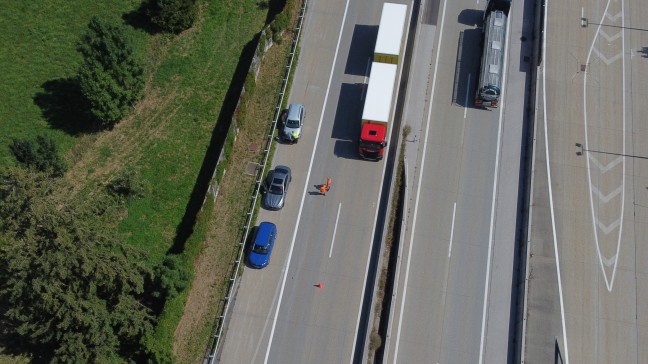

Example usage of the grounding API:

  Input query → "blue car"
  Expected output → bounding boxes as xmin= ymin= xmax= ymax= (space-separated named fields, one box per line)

xmin=248 ymin=222 xmax=277 ymax=268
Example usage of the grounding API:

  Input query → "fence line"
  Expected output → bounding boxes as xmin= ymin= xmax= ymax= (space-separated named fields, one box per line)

xmin=204 ymin=1 xmax=308 ymax=361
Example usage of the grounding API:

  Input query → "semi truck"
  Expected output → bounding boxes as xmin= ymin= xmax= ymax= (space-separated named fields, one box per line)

xmin=358 ymin=3 xmax=407 ymax=160
xmin=475 ymin=0 xmax=511 ymax=108
xmin=359 ymin=62 xmax=398 ymax=160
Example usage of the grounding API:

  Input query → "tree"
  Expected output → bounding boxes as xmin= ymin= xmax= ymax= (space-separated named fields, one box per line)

xmin=152 ymin=255 xmax=190 ymax=302
xmin=147 ymin=0 xmax=198 ymax=34
xmin=9 ymin=135 xmax=67 ymax=177
xmin=77 ymin=17 xmax=145 ymax=128
xmin=0 ymin=169 xmax=154 ymax=361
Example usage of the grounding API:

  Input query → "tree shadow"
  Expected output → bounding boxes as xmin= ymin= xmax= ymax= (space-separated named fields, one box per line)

xmin=33 ymin=78 xmax=97 ymax=135
xmin=264 ymin=0 xmax=288 ymax=25
xmin=122 ymin=1 xmax=162 ymax=35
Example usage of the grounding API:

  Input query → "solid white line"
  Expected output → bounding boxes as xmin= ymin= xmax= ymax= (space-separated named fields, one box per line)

xmin=263 ymin=0 xmax=352 ymax=361
xmin=464 ymin=73 xmax=471 ymax=119
xmin=448 ymin=202 xmax=457 ymax=257
xmin=392 ymin=0 xmax=449 ymax=361
xmin=477 ymin=8 xmax=512 ymax=364
xmin=329 ymin=203 xmax=342 ymax=258
xmin=541 ymin=0 xmax=570 ymax=362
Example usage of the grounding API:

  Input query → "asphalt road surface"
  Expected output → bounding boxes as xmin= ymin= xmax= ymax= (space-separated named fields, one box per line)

xmin=217 ymin=0 xmax=409 ymax=362
xmin=523 ymin=0 xmax=648 ymax=362
xmin=383 ymin=0 xmax=532 ymax=362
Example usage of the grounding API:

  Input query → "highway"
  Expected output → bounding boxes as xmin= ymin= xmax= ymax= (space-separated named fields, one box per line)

xmin=523 ymin=0 xmax=648 ymax=363
xmin=217 ymin=0 xmax=409 ymax=362
xmin=383 ymin=0 xmax=531 ymax=362
xmin=216 ymin=0 xmax=540 ymax=361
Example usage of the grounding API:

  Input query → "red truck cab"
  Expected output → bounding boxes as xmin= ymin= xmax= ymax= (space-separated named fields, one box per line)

xmin=359 ymin=123 xmax=387 ymax=160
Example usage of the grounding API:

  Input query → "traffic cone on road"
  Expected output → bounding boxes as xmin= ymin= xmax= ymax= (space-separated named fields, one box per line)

xmin=315 ymin=283 xmax=324 ymax=289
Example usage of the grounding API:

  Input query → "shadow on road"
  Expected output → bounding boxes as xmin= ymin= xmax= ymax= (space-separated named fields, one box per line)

xmin=331 ymin=83 xmax=363 ymax=159
xmin=345 ymin=24 xmax=378 ymax=76
xmin=453 ymin=27 xmax=483 ymax=108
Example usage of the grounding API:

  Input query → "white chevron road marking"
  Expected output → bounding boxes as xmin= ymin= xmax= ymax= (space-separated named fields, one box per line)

xmin=601 ymin=254 xmax=617 ymax=267
xmin=599 ymin=29 xmax=622 ymax=43
xmin=597 ymin=217 xmax=621 ymax=235
xmin=591 ymin=185 xmax=623 ymax=203
xmin=605 ymin=10 xmax=622 ymax=22
xmin=583 ymin=0 xmax=626 ymax=294
xmin=588 ymin=154 xmax=623 ymax=173
xmin=592 ymin=47 xmax=623 ymax=65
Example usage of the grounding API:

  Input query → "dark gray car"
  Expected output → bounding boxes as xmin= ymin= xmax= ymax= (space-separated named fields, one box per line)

xmin=262 ymin=166 xmax=292 ymax=210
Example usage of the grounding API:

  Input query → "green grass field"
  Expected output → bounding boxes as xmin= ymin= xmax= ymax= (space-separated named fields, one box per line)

xmin=1 ymin=0 xmax=268 ymax=360
xmin=1 ymin=0 xmax=267 ymax=266
xmin=0 ymin=0 xmax=146 ymax=168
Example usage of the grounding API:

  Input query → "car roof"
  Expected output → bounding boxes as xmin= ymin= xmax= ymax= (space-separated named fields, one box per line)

xmin=255 ymin=222 xmax=276 ymax=247
xmin=286 ymin=103 xmax=303 ymax=120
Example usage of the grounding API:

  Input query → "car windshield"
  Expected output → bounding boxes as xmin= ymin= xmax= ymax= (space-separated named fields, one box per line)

xmin=285 ymin=118 xmax=300 ymax=128
xmin=359 ymin=141 xmax=383 ymax=150
xmin=269 ymin=183 xmax=283 ymax=194
xmin=252 ymin=244 xmax=269 ymax=254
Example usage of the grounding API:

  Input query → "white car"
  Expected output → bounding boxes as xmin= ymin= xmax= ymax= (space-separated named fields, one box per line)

xmin=282 ymin=103 xmax=304 ymax=143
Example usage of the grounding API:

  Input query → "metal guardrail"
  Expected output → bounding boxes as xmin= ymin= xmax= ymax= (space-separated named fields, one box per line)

xmin=204 ymin=1 xmax=308 ymax=362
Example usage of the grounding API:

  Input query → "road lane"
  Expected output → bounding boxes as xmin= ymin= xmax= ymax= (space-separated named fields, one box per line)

xmin=524 ymin=0 xmax=648 ymax=362
xmin=218 ymin=0 xmax=411 ymax=362
xmin=386 ymin=0 xmax=529 ymax=362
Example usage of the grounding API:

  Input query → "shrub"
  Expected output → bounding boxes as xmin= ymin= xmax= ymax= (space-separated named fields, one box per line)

xmin=147 ymin=0 xmax=198 ymax=34
xmin=107 ymin=169 xmax=147 ymax=199
xmin=10 ymin=135 xmax=67 ymax=177
xmin=270 ymin=11 xmax=290 ymax=34
xmin=244 ymin=71 xmax=257 ymax=96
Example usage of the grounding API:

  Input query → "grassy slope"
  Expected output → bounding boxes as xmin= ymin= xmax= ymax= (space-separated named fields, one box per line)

xmin=1 ymin=0 xmax=267 ymax=360
xmin=117 ymin=0 xmax=266 ymax=265
xmin=0 ymin=0 xmax=144 ymax=167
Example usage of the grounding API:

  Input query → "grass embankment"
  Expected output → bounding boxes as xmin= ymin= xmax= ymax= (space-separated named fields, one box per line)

xmin=172 ymin=2 xmax=303 ymax=362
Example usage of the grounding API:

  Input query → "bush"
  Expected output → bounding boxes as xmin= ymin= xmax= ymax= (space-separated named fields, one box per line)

xmin=244 ymin=71 xmax=257 ymax=96
xmin=147 ymin=0 xmax=198 ymax=34
xmin=152 ymin=255 xmax=191 ymax=301
xmin=77 ymin=17 xmax=145 ymax=128
xmin=107 ymin=168 xmax=147 ymax=199
xmin=10 ymin=135 xmax=67 ymax=177
xmin=270 ymin=11 xmax=290 ymax=34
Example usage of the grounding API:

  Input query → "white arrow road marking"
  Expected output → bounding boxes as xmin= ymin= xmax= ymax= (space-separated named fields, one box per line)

xmin=591 ymin=185 xmax=623 ymax=203
xmin=592 ymin=48 xmax=623 ymax=65
xmin=588 ymin=154 xmax=623 ymax=173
